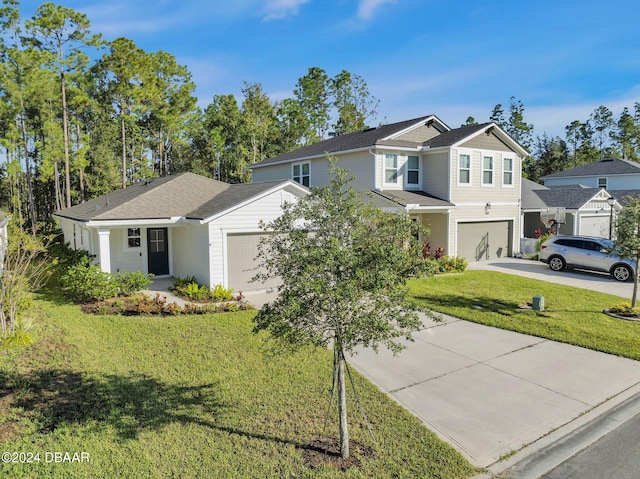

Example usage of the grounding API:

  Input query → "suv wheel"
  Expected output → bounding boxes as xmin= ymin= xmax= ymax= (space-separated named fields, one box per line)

xmin=611 ymin=264 xmax=632 ymax=282
xmin=548 ymin=256 xmax=566 ymax=272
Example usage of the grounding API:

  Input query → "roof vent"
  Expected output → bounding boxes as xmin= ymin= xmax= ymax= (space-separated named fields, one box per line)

xmin=600 ymin=158 xmax=614 ymax=162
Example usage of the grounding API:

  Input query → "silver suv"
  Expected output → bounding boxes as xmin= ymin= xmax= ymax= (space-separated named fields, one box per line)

xmin=539 ymin=235 xmax=635 ymax=282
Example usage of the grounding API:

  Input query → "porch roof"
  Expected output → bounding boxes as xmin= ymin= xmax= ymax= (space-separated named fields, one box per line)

xmin=372 ymin=189 xmax=454 ymax=209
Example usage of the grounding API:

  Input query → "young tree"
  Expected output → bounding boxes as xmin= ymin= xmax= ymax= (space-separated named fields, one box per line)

xmin=253 ymin=162 xmax=430 ymax=459
xmin=0 ymin=220 xmax=51 ymax=339
xmin=613 ymin=197 xmax=640 ymax=307
xmin=330 ymin=70 xmax=379 ymax=136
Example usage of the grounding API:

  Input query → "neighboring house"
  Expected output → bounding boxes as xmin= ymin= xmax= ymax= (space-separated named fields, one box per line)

xmin=249 ymin=115 xmax=529 ymax=261
xmin=521 ymin=178 xmax=621 ymax=240
xmin=541 ymin=158 xmax=640 ymax=190
xmin=0 ymin=210 xmax=8 ymax=273
xmin=54 ymin=173 xmax=308 ymax=291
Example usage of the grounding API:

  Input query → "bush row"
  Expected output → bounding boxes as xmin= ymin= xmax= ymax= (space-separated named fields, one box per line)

xmin=61 ymin=257 xmax=153 ymax=303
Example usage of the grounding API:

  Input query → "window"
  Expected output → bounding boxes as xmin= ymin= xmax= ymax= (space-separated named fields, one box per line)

xmin=459 ymin=154 xmax=471 ymax=184
xmin=127 ymin=228 xmax=141 ymax=248
xmin=148 ymin=229 xmax=165 ymax=253
xmin=482 ymin=156 xmax=494 ymax=185
xmin=406 ymin=155 xmax=420 ymax=185
xmin=292 ymin=162 xmax=310 ymax=187
xmin=384 ymin=154 xmax=398 ymax=184
xmin=503 ymin=158 xmax=513 ymax=185
xmin=598 ymin=177 xmax=607 ymax=188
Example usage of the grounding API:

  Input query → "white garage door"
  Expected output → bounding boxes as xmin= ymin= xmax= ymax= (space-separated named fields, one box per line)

xmin=226 ymin=233 xmax=280 ymax=292
xmin=579 ymin=215 xmax=609 ymax=238
xmin=457 ymin=221 xmax=512 ymax=262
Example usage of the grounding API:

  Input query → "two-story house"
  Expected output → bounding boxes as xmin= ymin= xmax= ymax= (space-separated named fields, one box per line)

xmin=249 ymin=115 xmax=528 ymax=262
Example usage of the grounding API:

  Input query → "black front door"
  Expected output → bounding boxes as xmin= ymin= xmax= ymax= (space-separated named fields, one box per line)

xmin=147 ymin=228 xmax=169 ymax=275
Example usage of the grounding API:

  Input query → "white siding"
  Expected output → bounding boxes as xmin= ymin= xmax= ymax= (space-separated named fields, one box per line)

xmin=422 ymin=151 xmax=450 ymax=199
xmin=208 ymin=187 xmax=305 ymax=289
xmin=171 ymin=224 xmax=210 ymax=284
xmin=544 ymin=174 xmax=640 ymax=190
xmin=110 ymin=227 xmax=144 ymax=273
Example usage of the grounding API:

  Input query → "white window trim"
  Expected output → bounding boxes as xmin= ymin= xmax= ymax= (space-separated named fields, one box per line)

xmin=482 ymin=155 xmax=494 ymax=187
xmin=404 ymin=155 xmax=421 ymax=189
xmin=383 ymin=153 xmax=399 ymax=186
xmin=124 ymin=227 xmax=142 ymax=250
xmin=502 ymin=157 xmax=514 ymax=187
xmin=292 ymin=161 xmax=310 ymax=187
xmin=457 ymin=153 xmax=472 ymax=186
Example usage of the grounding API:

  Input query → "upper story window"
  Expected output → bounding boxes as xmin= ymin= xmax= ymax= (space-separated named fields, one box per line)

xmin=292 ymin=162 xmax=310 ymax=187
xmin=503 ymin=158 xmax=513 ymax=186
xmin=482 ymin=156 xmax=494 ymax=185
xmin=459 ymin=154 xmax=471 ymax=184
xmin=406 ymin=155 xmax=420 ymax=186
xmin=384 ymin=154 xmax=398 ymax=184
xmin=127 ymin=228 xmax=141 ymax=248
xmin=598 ymin=177 xmax=607 ymax=188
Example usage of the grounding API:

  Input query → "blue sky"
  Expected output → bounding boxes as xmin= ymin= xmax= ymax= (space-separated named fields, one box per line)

xmin=17 ymin=0 xmax=640 ymax=139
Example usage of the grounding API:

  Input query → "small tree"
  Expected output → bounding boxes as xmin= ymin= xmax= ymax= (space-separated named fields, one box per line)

xmin=0 ymin=221 xmax=51 ymax=339
xmin=613 ymin=197 xmax=640 ymax=307
xmin=253 ymin=162 xmax=432 ymax=459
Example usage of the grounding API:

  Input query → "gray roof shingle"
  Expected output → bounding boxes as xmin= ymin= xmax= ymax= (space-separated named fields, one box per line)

xmin=533 ymin=187 xmax=604 ymax=209
xmin=542 ymin=158 xmax=640 ymax=179
xmin=250 ymin=115 xmax=436 ymax=167
xmin=55 ymin=173 xmax=292 ymax=222
xmin=423 ymin=122 xmax=493 ymax=148
xmin=372 ymin=189 xmax=453 ymax=208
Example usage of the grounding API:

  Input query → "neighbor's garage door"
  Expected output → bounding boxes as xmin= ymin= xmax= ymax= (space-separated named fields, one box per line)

xmin=457 ymin=221 xmax=512 ymax=261
xmin=226 ymin=233 xmax=280 ymax=292
xmin=579 ymin=215 xmax=609 ymax=238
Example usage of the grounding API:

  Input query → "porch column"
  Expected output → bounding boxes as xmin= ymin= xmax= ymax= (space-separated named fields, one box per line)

xmin=97 ymin=229 xmax=111 ymax=273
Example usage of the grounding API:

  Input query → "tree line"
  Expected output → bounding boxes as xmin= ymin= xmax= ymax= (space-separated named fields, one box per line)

xmin=2 ymin=2 xmax=640 ymax=232
xmin=474 ymin=97 xmax=640 ymax=183
xmin=0 ymin=2 xmax=379 ymax=230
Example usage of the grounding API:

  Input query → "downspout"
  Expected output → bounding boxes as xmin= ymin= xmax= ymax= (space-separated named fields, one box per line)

xmin=369 ymin=149 xmax=378 ymax=190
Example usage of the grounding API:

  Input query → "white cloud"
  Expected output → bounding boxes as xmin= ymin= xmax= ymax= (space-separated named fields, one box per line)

xmin=262 ymin=0 xmax=310 ymax=21
xmin=357 ymin=0 xmax=396 ymax=21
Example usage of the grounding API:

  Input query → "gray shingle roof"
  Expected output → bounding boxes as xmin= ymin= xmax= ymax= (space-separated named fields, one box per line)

xmin=372 ymin=189 xmax=453 ymax=208
xmin=55 ymin=173 xmax=292 ymax=222
xmin=250 ymin=115 xmax=436 ymax=167
xmin=608 ymin=189 xmax=640 ymax=206
xmin=520 ymin=178 xmax=549 ymax=209
xmin=542 ymin=158 xmax=640 ymax=179
xmin=423 ymin=122 xmax=493 ymax=148
xmin=533 ymin=187 xmax=604 ymax=209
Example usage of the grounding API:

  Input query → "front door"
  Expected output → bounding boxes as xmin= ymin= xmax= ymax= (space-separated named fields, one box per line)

xmin=147 ymin=228 xmax=169 ymax=275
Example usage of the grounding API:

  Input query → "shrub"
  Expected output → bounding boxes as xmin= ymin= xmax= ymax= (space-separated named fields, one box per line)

xmin=438 ymin=255 xmax=468 ymax=273
xmin=172 ymin=275 xmax=196 ymax=290
xmin=114 ymin=271 xmax=154 ymax=296
xmin=211 ymin=284 xmax=233 ymax=301
xmin=176 ymin=281 xmax=210 ymax=301
xmin=609 ymin=302 xmax=640 ymax=316
xmin=61 ymin=257 xmax=118 ymax=302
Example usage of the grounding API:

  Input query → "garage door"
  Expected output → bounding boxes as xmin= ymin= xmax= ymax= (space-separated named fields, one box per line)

xmin=457 ymin=221 xmax=512 ymax=261
xmin=226 ymin=233 xmax=280 ymax=292
xmin=579 ymin=215 xmax=609 ymax=238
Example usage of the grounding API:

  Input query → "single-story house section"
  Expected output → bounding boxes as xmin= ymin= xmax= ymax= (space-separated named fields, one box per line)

xmin=53 ymin=173 xmax=308 ymax=292
xmin=521 ymin=179 xmax=621 ymax=240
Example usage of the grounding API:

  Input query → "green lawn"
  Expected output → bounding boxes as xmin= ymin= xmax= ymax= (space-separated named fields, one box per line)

xmin=0 ymin=291 xmax=478 ymax=479
xmin=409 ymin=270 xmax=640 ymax=360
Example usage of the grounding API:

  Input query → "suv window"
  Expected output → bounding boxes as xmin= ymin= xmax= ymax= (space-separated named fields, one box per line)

xmin=582 ymin=241 xmax=603 ymax=252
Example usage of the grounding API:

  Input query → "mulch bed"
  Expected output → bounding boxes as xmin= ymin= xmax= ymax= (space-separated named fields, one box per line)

xmin=301 ymin=437 xmax=374 ymax=471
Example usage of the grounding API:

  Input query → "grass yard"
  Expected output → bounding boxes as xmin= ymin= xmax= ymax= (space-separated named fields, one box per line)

xmin=0 ymin=290 xmax=478 ymax=479
xmin=409 ymin=270 xmax=640 ymax=360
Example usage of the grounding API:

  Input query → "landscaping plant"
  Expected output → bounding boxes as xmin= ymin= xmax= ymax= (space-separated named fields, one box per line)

xmin=612 ymin=196 xmax=640 ymax=307
xmin=253 ymin=161 xmax=434 ymax=459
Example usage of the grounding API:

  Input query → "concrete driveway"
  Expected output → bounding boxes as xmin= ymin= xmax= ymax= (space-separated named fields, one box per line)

xmin=467 ymin=257 xmax=632 ymax=299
